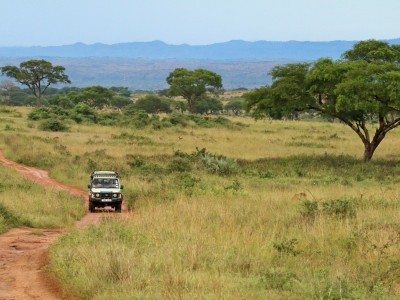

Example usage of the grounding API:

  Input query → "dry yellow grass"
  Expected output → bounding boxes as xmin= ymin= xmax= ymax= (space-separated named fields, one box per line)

xmin=2 ymin=106 xmax=400 ymax=298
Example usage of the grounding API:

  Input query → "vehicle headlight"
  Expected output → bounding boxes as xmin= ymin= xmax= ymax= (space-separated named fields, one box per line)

xmin=95 ymin=193 xmax=100 ymax=198
xmin=113 ymin=193 xmax=118 ymax=198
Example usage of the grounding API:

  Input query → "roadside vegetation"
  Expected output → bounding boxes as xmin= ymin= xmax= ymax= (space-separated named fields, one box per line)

xmin=0 ymin=163 xmax=84 ymax=233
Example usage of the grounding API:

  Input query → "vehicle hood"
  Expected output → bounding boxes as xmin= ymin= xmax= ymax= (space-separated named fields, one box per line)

xmin=90 ymin=188 xmax=121 ymax=193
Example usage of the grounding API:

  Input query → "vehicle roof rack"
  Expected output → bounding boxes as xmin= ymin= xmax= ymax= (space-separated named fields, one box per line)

xmin=90 ymin=171 xmax=119 ymax=179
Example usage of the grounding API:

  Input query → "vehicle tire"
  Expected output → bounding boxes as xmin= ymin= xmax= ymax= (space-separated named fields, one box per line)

xmin=89 ymin=202 xmax=95 ymax=213
xmin=115 ymin=203 xmax=122 ymax=213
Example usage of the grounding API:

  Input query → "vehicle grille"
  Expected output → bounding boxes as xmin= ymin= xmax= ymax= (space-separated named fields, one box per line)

xmin=99 ymin=193 xmax=113 ymax=199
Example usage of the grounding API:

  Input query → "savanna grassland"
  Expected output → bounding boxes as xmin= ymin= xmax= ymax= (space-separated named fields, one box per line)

xmin=1 ymin=106 xmax=400 ymax=299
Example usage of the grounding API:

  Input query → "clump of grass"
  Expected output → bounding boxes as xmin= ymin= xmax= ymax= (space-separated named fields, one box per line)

xmin=286 ymin=141 xmax=328 ymax=148
xmin=322 ymin=197 xmax=357 ymax=219
xmin=300 ymin=200 xmax=319 ymax=221
xmin=167 ymin=156 xmax=192 ymax=173
xmin=299 ymin=197 xmax=357 ymax=221
xmin=0 ymin=202 xmax=31 ymax=233
xmin=273 ymin=238 xmax=302 ymax=256
xmin=259 ymin=268 xmax=300 ymax=291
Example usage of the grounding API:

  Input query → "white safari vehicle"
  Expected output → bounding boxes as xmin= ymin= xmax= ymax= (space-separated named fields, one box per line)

xmin=88 ymin=171 xmax=124 ymax=212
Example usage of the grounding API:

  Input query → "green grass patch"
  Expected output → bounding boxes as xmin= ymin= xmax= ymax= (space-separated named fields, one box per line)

xmin=0 ymin=164 xmax=85 ymax=232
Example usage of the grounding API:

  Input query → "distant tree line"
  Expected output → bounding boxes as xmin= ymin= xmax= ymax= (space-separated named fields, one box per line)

xmin=0 ymin=61 xmax=244 ymax=115
xmin=0 ymin=82 xmax=243 ymax=115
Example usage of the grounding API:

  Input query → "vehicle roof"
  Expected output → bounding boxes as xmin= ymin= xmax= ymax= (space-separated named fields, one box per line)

xmin=91 ymin=171 xmax=119 ymax=179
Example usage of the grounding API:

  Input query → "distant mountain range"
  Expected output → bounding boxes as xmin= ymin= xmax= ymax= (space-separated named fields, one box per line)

xmin=2 ymin=39 xmax=400 ymax=60
xmin=1 ymin=39 xmax=399 ymax=90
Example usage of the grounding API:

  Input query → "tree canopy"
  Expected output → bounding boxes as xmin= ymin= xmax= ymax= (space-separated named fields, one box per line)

xmin=244 ymin=39 xmax=400 ymax=161
xmin=1 ymin=59 xmax=71 ymax=106
xmin=166 ymin=68 xmax=222 ymax=113
xmin=72 ymin=86 xmax=114 ymax=109
xmin=134 ymin=95 xmax=172 ymax=113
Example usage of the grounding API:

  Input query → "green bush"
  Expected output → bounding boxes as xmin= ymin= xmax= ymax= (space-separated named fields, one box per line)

xmin=134 ymin=95 xmax=172 ymax=113
xmin=322 ymin=197 xmax=357 ymax=219
xmin=201 ymin=153 xmax=237 ymax=175
xmin=39 ymin=118 xmax=69 ymax=132
xmin=259 ymin=269 xmax=300 ymax=291
xmin=300 ymin=200 xmax=319 ymax=220
xmin=28 ymin=107 xmax=51 ymax=120
xmin=167 ymin=157 xmax=192 ymax=173
xmin=224 ymin=179 xmax=242 ymax=191
xmin=273 ymin=238 xmax=301 ymax=256
xmin=165 ymin=113 xmax=187 ymax=126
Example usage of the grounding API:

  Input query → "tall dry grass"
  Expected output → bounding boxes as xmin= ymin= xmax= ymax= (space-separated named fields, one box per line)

xmin=1 ymin=106 xmax=400 ymax=298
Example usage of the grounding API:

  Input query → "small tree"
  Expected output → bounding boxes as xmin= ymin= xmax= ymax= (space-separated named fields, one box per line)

xmin=225 ymin=99 xmax=244 ymax=115
xmin=1 ymin=59 xmax=71 ymax=106
xmin=135 ymin=95 xmax=172 ymax=113
xmin=244 ymin=40 xmax=400 ymax=162
xmin=166 ymin=68 xmax=222 ymax=113
xmin=0 ymin=81 xmax=17 ymax=105
xmin=77 ymin=86 xmax=114 ymax=109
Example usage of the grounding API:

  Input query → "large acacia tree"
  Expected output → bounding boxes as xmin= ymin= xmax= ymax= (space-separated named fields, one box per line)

xmin=244 ymin=40 xmax=400 ymax=162
xmin=1 ymin=59 xmax=71 ymax=106
xmin=166 ymin=68 xmax=222 ymax=113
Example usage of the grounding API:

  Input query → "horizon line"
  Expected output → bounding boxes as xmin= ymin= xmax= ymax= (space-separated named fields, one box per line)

xmin=1 ymin=37 xmax=399 ymax=48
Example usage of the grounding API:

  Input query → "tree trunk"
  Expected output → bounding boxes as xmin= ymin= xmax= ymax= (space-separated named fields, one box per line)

xmin=35 ymin=95 xmax=41 ymax=107
xmin=363 ymin=127 xmax=387 ymax=162
xmin=363 ymin=144 xmax=375 ymax=162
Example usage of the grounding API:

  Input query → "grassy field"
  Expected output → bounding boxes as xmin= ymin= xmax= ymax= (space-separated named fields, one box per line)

xmin=0 ymin=164 xmax=85 ymax=234
xmin=1 ymin=106 xmax=400 ymax=298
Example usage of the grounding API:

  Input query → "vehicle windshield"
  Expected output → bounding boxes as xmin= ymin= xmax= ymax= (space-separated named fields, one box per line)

xmin=92 ymin=178 xmax=119 ymax=188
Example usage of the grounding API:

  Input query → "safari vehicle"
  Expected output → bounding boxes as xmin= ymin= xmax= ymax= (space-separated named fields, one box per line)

xmin=88 ymin=171 xmax=124 ymax=212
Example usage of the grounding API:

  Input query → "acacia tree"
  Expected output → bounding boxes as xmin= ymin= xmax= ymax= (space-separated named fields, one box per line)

xmin=166 ymin=68 xmax=222 ymax=113
xmin=76 ymin=86 xmax=114 ymax=109
xmin=1 ymin=59 xmax=71 ymax=106
xmin=244 ymin=40 xmax=400 ymax=162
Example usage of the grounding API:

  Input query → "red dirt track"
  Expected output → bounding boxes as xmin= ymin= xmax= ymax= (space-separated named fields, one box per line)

xmin=0 ymin=151 xmax=123 ymax=299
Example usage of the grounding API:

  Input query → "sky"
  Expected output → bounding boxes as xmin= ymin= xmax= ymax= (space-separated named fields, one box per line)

xmin=1 ymin=0 xmax=399 ymax=47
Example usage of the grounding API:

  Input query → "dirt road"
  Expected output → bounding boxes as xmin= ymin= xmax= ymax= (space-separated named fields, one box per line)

xmin=0 ymin=152 xmax=110 ymax=299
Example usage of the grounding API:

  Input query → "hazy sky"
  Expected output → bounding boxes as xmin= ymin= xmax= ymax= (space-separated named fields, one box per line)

xmin=2 ymin=0 xmax=399 ymax=46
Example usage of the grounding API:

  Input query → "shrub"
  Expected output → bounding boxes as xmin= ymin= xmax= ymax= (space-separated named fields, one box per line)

xmin=273 ymin=238 xmax=301 ymax=256
xmin=259 ymin=269 xmax=300 ymax=291
xmin=128 ymin=110 xmax=151 ymax=128
xmin=166 ymin=113 xmax=187 ymax=126
xmin=167 ymin=157 xmax=192 ymax=173
xmin=39 ymin=118 xmax=69 ymax=132
xmin=134 ymin=95 xmax=172 ymax=113
xmin=300 ymin=200 xmax=319 ymax=220
xmin=195 ymin=148 xmax=238 ymax=175
xmin=322 ymin=197 xmax=357 ymax=219
xmin=224 ymin=179 xmax=242 ymax=191
xmin=177 ymin=173 xmax=200 ymax=189
xmin=128 ymin=157 xmax=146 ymax=168
xmin=97 ymin=112 xmax=120 ymax=126
xmin=27 ymin=107 xmax=51 ymax=120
